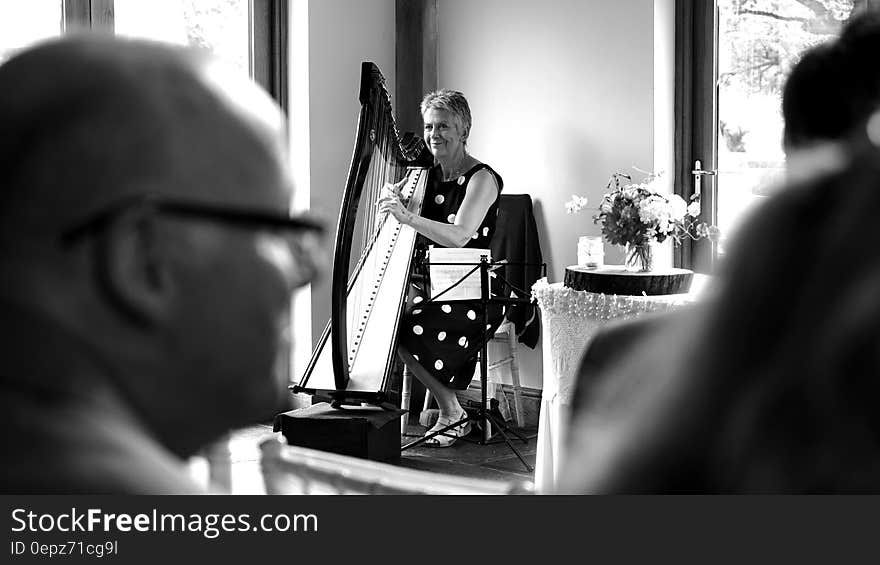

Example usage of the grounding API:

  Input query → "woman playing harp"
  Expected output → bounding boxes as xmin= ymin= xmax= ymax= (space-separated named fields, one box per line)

xmin=378 ymin=89 xmax=504 ymax=447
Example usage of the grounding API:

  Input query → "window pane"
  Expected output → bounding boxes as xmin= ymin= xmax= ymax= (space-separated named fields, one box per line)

xmin=716 ymin=0 xmax=852 ymax=250
xmin=0 ymin=0 xmax=63 ymax=64
xmin=114 ymin=0 xmax=250 ymax=76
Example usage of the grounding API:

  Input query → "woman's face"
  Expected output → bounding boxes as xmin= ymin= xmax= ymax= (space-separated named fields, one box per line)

xmin=423 ymin=107 xmax=466 ymax=160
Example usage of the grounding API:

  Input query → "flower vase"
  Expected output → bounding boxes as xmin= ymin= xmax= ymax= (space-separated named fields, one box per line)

xmin=624 ymin=242 xmax=654 ymax=272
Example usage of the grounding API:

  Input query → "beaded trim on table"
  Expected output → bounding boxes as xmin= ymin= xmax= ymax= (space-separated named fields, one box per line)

xmin=531 ymin=278 xmax=693 ymax=320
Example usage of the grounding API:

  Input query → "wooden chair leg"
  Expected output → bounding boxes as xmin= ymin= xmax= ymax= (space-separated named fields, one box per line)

xmin=507 ymin=326 xmax=525 ymax=428
xmin=401 ymin=365 xmax=412 ymax=435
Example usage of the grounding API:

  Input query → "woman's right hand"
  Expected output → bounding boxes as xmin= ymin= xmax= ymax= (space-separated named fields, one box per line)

xmin=377 ymin=178 xmax=412 ymax=224
xmin=380 ymin=178 xmax=408 ymax=201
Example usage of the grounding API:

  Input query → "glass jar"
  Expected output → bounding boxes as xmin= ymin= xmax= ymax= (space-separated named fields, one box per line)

xmin=578 ymin=236 xmax=604 ymax=269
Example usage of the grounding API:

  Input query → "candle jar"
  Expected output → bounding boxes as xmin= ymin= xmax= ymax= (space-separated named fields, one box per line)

xmin=578 ymin=236 xmax=604 ymax=269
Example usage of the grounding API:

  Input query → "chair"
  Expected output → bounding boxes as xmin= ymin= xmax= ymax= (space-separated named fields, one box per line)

xmin=484 ymin=319 xmax=526 ymax=427
xmin=260 ymin=437 xmax=533 ymax=495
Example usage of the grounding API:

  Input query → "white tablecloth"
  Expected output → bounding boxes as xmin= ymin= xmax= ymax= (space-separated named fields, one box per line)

xmin=531 ymin=278 xmax=701 ymax=493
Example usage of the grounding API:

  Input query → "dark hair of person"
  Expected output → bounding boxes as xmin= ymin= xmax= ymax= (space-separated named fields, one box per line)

xmin=783 ymin=10 xmax=880 ymax=151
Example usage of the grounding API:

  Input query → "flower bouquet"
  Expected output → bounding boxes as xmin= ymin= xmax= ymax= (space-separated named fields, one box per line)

xmin=566 ymin=171 xmax=712 ymax=272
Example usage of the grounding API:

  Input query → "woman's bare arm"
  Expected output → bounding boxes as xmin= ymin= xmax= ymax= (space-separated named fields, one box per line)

xmin=377 ymin=169 xmax=498 ymax=247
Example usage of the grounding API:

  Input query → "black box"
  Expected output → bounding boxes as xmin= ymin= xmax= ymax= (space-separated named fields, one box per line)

xmin=273 ymin=402 xmax=404 ymax=462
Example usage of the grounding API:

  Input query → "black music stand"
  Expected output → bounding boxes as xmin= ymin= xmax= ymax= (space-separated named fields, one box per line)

xmin=400 ymin=255 xmax=546 ymax=472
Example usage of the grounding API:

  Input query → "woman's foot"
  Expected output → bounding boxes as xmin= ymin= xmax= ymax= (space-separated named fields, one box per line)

xmin=424 ymin=409 xmax=471 ymax=447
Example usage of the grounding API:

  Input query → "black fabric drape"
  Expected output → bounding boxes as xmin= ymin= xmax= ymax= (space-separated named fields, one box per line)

xmin=490 ymin=194 xmax=544 ymax=348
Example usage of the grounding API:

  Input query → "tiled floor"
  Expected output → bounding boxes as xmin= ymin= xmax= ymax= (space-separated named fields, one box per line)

xmin=398 ymin=421 xmax=537 ymax=484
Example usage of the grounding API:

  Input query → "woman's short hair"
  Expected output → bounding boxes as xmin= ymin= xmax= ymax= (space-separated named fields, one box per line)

xmin=420 ymin=89 xmax=472 ymax=142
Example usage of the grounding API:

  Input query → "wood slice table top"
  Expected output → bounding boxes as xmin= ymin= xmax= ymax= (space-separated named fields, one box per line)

xmin=564 ymin=265 xmax=695 ymax=296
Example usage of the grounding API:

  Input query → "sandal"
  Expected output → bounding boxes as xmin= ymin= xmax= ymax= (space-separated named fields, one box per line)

xmin=424 ymin=411 xmax=472 ymax=448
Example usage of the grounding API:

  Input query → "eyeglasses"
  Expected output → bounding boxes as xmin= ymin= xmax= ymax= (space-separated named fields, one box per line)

xmin=60 ymin=193 xmax=326 ymax=244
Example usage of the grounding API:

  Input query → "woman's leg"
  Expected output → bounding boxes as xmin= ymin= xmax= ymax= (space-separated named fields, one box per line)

xmin=398 ymin=346 xmax=463 ymax=419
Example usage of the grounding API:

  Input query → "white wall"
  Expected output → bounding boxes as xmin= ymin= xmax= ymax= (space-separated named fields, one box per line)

xmin=437 ymin=0 xmax=662 ymax=388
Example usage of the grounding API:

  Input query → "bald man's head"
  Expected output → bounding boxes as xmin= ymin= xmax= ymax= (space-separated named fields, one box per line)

xmin=0 ymin=36 xmax=311 ymax=458
xmin=0 ymin=35 xmax=288 ymax=248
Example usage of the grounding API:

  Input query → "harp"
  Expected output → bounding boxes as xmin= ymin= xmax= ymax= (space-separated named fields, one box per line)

xmin=293 ymin=62 xmax=432 ymax=408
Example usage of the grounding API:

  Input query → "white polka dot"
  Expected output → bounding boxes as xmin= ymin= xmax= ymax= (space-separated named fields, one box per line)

xmin=471 ymin=233 xmax=479 ymax=239
xmin=413 ymin=296 xmax=423 ymax=304
xmin=441 ymin=304 xmax=452 ymax=314
xmin=434 ymin=359 xmax=444 ymax=370
xmin=437 ymin=331 xmax=447 ymax=341
xmin=458 ymin=337 xmax=467 ymax=347
xmin=413 ymin=325 xmax=423 ymax=335
xmin=486 ymin=324 xmax=492 ymax=330
xmin=467 ymin=310 xmax=476 ymax=320
xmin=457 ymin=176 xmax=465 ymax=185
xmin=482 ymin=227 xmax=490 ymax=237
xmin=434 ymin=194 xmax=445 ymax=204
xmin=447 ymin=214 xmax=456 ymax=223
xmin=412 ymin=309 xmax=422 ymax=315
xmin=413 ymin=354 xmax=419 ymax=361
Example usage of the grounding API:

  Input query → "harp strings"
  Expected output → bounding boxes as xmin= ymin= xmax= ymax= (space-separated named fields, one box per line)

xmin=352 ymin=104 xmax=408 ymax=279
xmin=347 ymin=96 xmax=408 ymax=334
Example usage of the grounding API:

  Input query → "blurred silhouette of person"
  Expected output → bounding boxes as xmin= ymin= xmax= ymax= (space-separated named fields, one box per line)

xmin=782 ymin=9 xmax=880 ymax=181
xmin=560 ymin=12 xmax=880 ymax=493
xmin=0 ymin=36 xmax=323 ymax=493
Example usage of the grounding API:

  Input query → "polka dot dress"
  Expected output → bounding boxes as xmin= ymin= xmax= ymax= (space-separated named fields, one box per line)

xmin=398 ymin=163 xmax=505 ymax=390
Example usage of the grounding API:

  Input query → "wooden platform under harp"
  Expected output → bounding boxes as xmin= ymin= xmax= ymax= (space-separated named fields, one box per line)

xmin=292 ymin=62 xmax=432 ymax=408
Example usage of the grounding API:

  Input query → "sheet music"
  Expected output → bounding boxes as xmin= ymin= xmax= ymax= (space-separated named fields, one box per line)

xmin=429 ymin=247 xmax=491 ymax=301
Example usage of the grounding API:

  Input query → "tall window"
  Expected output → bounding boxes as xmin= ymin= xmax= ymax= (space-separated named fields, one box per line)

xmin=676 ymin=0 xmax=872 ymax=272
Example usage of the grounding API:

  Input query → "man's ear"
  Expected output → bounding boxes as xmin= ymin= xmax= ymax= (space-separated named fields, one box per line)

xmin=97 ymin=208 xmax=175 ymax=325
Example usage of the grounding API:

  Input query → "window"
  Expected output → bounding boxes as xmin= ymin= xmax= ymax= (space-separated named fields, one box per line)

xmin=114 ymin=0 xmax=250 ymax=77
xmin=0 ymin=1 xmax=63 ymax=64
xmin=0 ymin=0 xmax=286 ymax=109
xmin=676 ymin=0 xmax=875 ymax=272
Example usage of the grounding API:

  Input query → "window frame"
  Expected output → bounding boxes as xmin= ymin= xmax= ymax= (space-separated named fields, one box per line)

xmin=673 ymin=0 xmax=717 ymax=273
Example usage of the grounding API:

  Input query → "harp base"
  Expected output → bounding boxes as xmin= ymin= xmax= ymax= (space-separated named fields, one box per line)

xmin=273 ymin=402 xmax=404 ymax=463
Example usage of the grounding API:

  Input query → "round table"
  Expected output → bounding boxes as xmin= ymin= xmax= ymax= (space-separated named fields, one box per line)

xmin=564 ymin=264 xmax=695 ymax=295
